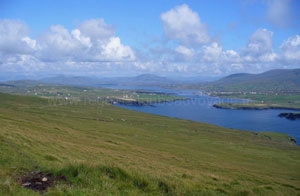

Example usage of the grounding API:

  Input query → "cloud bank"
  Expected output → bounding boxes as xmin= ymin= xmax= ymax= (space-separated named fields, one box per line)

xmin=0 ymin=18 xmax=135 ymax=74
xmin=147 ymin=4 xmax=299 ymax=75
xmin=0 ymin=4 xmax=299 ymax=77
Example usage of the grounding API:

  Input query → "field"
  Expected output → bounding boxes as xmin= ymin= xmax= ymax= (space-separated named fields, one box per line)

xmin=0 ymin=83 xmax=186 ymax=105
xmin=0 ymin=93 xmax=300 ymax=195
xmin=200 ymin=69 xmax=300 ymax=93
xmin=212 ymin=93 xmax=300 ymax=110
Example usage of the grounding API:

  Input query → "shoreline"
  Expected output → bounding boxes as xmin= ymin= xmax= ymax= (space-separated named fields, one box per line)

xmin=110 ymin=89 xmax=299 ymax=146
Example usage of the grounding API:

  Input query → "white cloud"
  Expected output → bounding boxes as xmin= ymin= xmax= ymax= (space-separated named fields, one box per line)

xmin=71 ymin=29 xmax=92 ymax=48
xmin=280 ymin=35 xmax=300 ymax=61
xmin=78 ymin=19 xmax=114 ymax=41
xmin=38 ymin=25 xmax=83 ymax=61
xmin=22 ymin=37 xmax=37 ymax=49
xmin=243 ymin=28 xmax=277 ymax=62
xmin=266 ymin=0 xmax=291 ymax=27
xmin=197 ymin=42 xmax=241 ymax=64
xmin=149 ymin=27 xmax=284 ymax=75
xmin=202 ymin=42 xmax=222 ymax=62
xmin=100 ymin=37 xmax=135 ymax=61
xmin=161 ymin=4 xmax=210 ymax=46
xmin=175 ymin=45 xmax=194 ymax=58
xmin=0 ymin=13 xmax=299 ymax=76
xmin=0 ymin=18 xmax=135 ymax=72
xmin=245 ymin=28 xmax=273 ymax=54
xmin=0 ymin=53 xmax=43 ymax=72
xmin=0 ymin=19 xmax=35 ymax=55
xmin=223 ymin=50 xmax=240 ymax=62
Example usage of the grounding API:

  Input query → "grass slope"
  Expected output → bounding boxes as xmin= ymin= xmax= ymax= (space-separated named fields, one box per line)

xmin=0 ymin=93 xmax=300 ymax=195
xmin=203 ymin=69 xmax=300 ymax=92
xmin=0 ymin=83 xmax=186 ymax=104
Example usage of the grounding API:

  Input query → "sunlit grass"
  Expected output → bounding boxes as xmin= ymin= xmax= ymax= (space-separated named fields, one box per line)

xmin=0 ymin=93 xmax=299 ymax=195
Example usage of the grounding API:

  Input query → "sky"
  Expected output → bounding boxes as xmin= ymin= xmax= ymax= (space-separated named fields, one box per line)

xmin=0 ymin=0 xmax=300 ymax=80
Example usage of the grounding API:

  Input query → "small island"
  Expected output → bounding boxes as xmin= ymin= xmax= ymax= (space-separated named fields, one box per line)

xmin=210 ymin=91 xmax=300 ymax=111
xmin=278 ymin=113 xmax=300 ymax=120
xmin=108 ymin=96 xmax=187 ymax=106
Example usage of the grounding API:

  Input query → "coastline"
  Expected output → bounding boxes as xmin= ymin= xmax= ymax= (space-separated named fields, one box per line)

xmin=213 ymin=103 xmax=300 ymax=110
xmin=109 ymin=96 xmax=189 ymax=106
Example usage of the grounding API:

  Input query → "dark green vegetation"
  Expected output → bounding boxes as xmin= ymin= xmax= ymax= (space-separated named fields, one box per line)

xmin=213 ymin=102 xmax=300 ymax=110
xmin=0 ymin=81 xmax=186 ymax=106
xmin=212 ymin=93 xmax=300 ymax=110
xmin=0 ymin=93 xmax=300 ymax=195
xmin=202 ymin=69 xmax=300 ymax=92
xmin=279 ymin=113 xmax=300 ymax=120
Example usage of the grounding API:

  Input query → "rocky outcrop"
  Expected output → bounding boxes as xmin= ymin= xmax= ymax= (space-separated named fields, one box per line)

xmin=289 ymin=137 xmax=297 ymax=143
xmin=278 ymin=113 xmax=300 ymax=120
xmin=109 ymin=99 xmax=151 ymax=106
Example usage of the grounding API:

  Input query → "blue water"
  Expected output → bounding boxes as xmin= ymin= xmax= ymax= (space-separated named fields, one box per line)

xmin=102 ymin=85 xmax=300 ymax=145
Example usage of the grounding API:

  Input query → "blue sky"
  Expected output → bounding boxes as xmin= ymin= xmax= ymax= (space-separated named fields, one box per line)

xmin=0 ymin=0 xmax=300 ymax=79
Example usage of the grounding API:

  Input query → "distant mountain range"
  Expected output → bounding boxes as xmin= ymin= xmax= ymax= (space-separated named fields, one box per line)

xmin=39 ymin=74 xmax=175 ymax=87
xmin=40 ymin=76 xmax=102 ymax=87
xmin=202 ymin=69 xmax=300 ymax=92
xmin=39 ymin=74 xmax=219 ymax=87
xmin=1 ymin=69 xmax=299 ymax=92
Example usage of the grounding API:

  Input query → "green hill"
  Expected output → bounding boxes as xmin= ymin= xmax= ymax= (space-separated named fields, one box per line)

xmin=0 ymin=93 xmax=300 ymax=195
xmin=203 ymin=69 xmax=300 ymax=92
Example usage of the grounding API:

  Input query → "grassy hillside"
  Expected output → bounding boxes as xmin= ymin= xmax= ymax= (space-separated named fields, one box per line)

xmin=0 ymin=93 xmax=300 ymax=195
xmin=205 ymin=69 xmax=300 ymax=110
xmin=203 ymin=69 xmax=300 ymax=92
